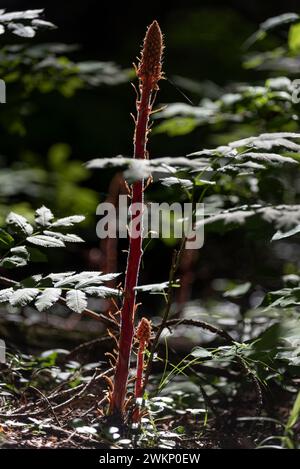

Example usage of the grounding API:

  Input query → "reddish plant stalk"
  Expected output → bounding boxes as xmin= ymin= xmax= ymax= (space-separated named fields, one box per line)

xmin=109 ymin=21 xmax=163 ymax=417
xmin=133 ymin=318 xmax=152 ymax=422
xmin=135 ymin=343 xmax=145 ymax=399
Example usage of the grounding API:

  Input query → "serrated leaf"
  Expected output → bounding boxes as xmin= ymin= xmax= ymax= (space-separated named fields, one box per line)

xmin=74 ymin=272 xmax=120 ymax=288
xmin=66 ymin=290 xmax=87 ymax=314
xmin=86 ymin=156 xmax=210 ymax=181
xmin=83 ymin=286 xmax=120 ymax=297
xmin=229 ymin=132 xmax=300 ymax=150
xmin=7 ymin=23 xmax=35 ymax=38
xmin=75 ymin=277 xmax=104 ymax=288
xmin=54 ymin=271 xmax=102 ymax=287
xmin=134 ymin=281 xmax=171 ymax=292
xmin=35 ymin=288 xmax=62 ymax=312
xmin=272 ymin=224 xmax=300 ymax=241
xmin=51 ymin=215 xmax=85 ymax=227
xmin=6 ymin=212 xmax=33 ymax=236
xmin=43 ymin=231 xmax=84 ymax=243
xmin=46 ymin=272 xmax=76 ymax=282
xmin=9 ymin=288 xmax=40 ymax=307
xmin=160 ymin=177 xmax=193 ymax=189
xmin=0 ymin=288 xmax=14 ymax=303
xmin=96 ymin=272 xmax=121 ymax=282
xmin=196 ymin=204 xmax=300 ymax=232
xmin=31 ymin=19 xmax=56 ymax=29
xmin=27 ymin=235 xmax=65 ymax=248
xmin=1 ymin=246 xmax=29 ymax=268
xmin=35 ymin=206 xmax=54 ymax=226
xmin=11 ymin=246 xmax=28 ymax=256
xmin=244 ymin=13 xmax=299 ymax=48
xmin=0 ymin=9 xmax=44 ymax=22
xmin=237 ymin=152 xmax=296 ymax=166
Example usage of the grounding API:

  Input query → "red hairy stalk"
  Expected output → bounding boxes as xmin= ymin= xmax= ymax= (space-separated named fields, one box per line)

xmin=109 ymin=21 xmax=164 ymax=417
xmin=135 ymin=317 xmax=151 ymax=398
xmin=133 ymin=318 xmax=152 ymax=422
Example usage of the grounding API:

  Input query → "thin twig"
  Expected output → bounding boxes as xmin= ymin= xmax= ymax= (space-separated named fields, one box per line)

xmin=162 ymin=318 xmax=234 ymax=343
xmin=28 ymin=385 xmax=62 ymax=426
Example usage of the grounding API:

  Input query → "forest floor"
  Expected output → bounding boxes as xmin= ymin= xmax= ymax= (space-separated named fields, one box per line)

xmin=0 ymin=314 xmax=299 ymax=449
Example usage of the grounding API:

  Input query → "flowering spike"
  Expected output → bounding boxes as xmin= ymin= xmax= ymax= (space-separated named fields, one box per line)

xmin=136 ymin=317 xmax=152 ymax=345
xmin=109 ymin=22 xmax=164 ymax=419
xmin=132 ymin=317 xmax=152 ymax=423
xmin=137 ymin=20 xmax=164 ymax=88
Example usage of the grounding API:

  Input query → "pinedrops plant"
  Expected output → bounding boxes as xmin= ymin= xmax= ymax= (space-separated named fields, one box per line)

xmin=108 ymin=21 xmax=164 ymax=418
xmin=84 ymin=14 xmax=300 ymax=438
xmin=132 ymin=317 xmax=152 ymax=422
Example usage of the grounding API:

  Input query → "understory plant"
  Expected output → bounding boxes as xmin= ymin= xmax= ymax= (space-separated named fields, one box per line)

xmin=0 ymin=11 xmax=300 ymax=446
xmin=0 ymin=206 xmax=120 ymax=315
xmin=108 ymin=21 xmax=164 ymax=418
xmin=87 ymin=14 xmax=300 ymax=429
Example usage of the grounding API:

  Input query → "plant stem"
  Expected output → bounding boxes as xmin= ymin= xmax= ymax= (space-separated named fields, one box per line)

xmin=135 ymin=341 xmax=145 ymax=399
xmin=109 ymin=81 xmax=152 ymax=415
xmin=109 ymin=21 xmax=163 ymax=417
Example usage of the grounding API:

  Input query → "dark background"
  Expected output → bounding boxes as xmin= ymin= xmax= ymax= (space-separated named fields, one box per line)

xmin=1 ymin=0 xmax=299 ymax=311
xmin=2 ymin=0 xmax=299 ymax=159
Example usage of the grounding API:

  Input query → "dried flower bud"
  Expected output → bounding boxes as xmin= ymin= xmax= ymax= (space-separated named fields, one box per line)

xmin=136 ymin=317 xmax=152 ymax=345
xmin=137 ymin=20 xmax=164 ymax=88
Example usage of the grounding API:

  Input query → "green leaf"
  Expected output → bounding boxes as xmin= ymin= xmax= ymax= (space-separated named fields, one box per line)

xmin=66 ymin=290 xmax=87 ymax=314
xmin=0 ymin=229 xmax=14 ymax=250
xmin=51 ymin=215 xmax=85 ymax=227
xmin=0 ymin=287 xmax=14 ymax=303
xmin=7 ymin=23 xmax=35 ymax=38
xmin=244 ymin=13 xmax=299 ymax=49
xmin=27 ymin=247 xmax=48 ymax=263
xmin=286 ymin=392 xmax=300 ymax=431
xmin=272 ymin=224 xmax=300 ymax=241
xmin=259 ymin=13 xmax=299 ymax=33
xmin=288 ymin=23 xmax=300 ymax=53
xmin=46 ymin=272 xmax=76 ymax=283
xmin=93 ymin=272 xmax=121 ymax=282
xmin=35 ymin=288 xmax=62 ymax=312
xmin=6 ymin=212 xmax=33 ymax=236
xmin=135 ymin=282 xmax=179 ymax=293
xmin=1 ymin=246 xmax=29 ymax=268
xmin=35 ymin=206 xmax=54 ymax=226
xmin=223 ymin=282 xmax=252 ymax=298
xmin=134 ymin=281 xmax=171 ymax=292
xmin=160 ymin=177 xmax=193 ymax=189
xmin=31 ymin=19 xmax=56 ymax=30
xmin=0 ymin=9 xmax=44 ymax=21
xmin=54 ymin=271 xmax=102 ymax=287
xmin=53 ymin=271 xmax=120 ymax=288
xmin=43 ymin=231 xmax=84 ymax=243
xmin=191 ymin=347 xmax=213 ymax=359
xmin=83 ymin=286 xmax=120 ymax=297
xmin=26 ymin=235 xmax=65 ymax=248
xmin=155 ymin=117 xmax=198 ymax=136
xmin=48 ymin=143 xmax=72 ymax=169
xmin=9 ymin=288 xmax=40 ymax=307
